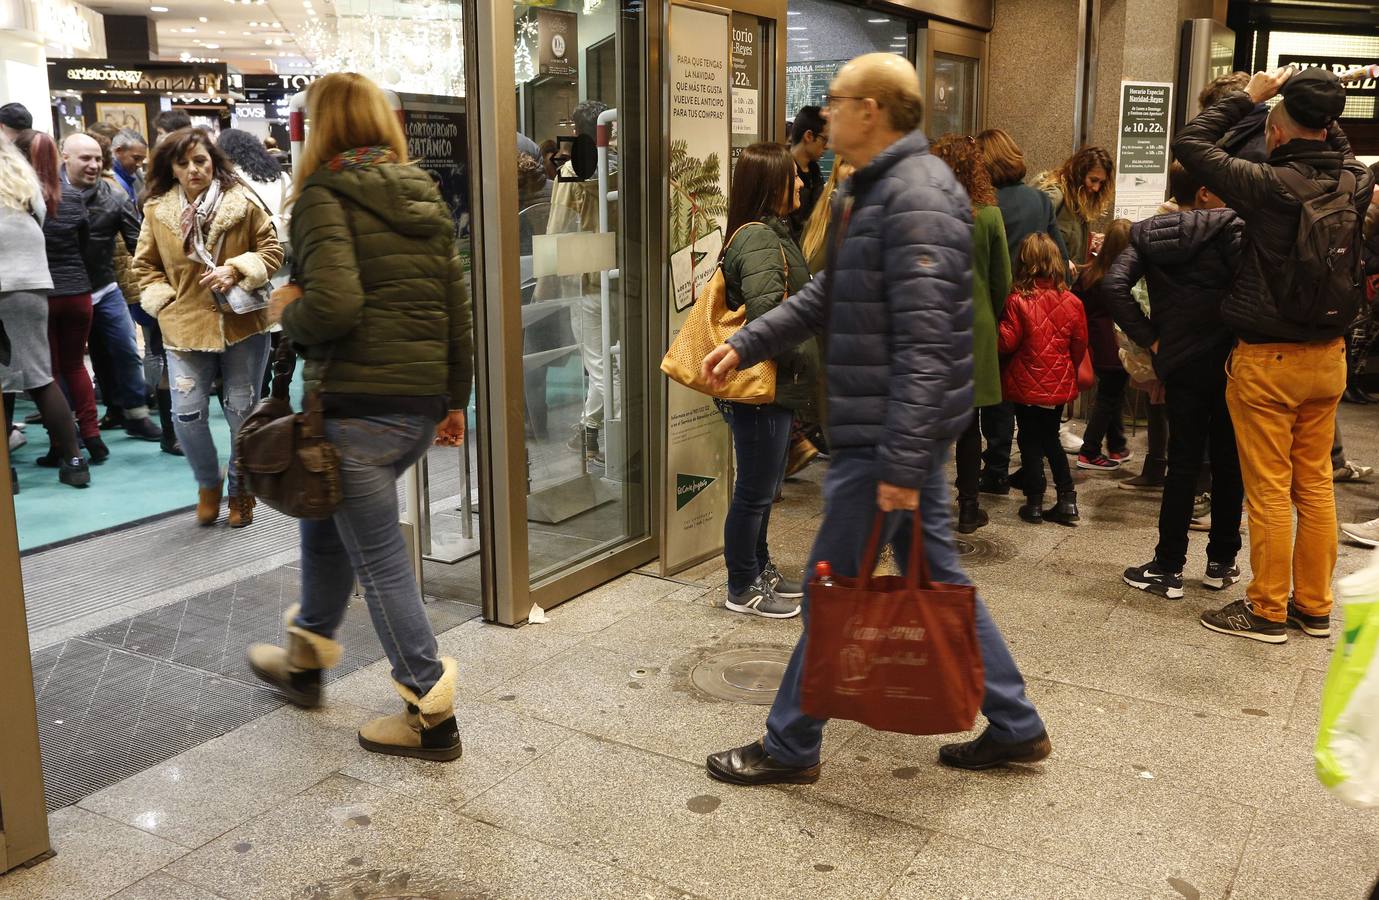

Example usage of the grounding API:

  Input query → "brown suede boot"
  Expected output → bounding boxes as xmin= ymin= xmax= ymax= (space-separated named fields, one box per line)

xmin=784 ymin=437 xmax=819 ymax=478
xmin=227 ymin=494 xmax=256 ymax=529
xmin=358 ymin=658 xmax=462 ymax=762
xmin=246 ymin=604 xmax=343 ymax=708
xmin=196 ymin=481 xmax=224 ymax=526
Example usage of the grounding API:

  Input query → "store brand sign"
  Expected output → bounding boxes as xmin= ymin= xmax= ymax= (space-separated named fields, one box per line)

xmin=235 ymin=102 xmax=266 ymax=119
xmin=51 ymin=60 xmax=227 ymax=94
xmin=675 ymin=473 xmax=717 ymax=510
xmin=1278 ymin=55 xmax=1379 ymax=99
xmin=36 ymin=0 xmax=92 ymax=51
xmin=537 ymin=8 xmax=577 ymax=78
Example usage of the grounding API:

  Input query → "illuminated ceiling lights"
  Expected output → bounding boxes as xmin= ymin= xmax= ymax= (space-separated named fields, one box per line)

xmin=297 ymin=0 xmax=464 ymax=95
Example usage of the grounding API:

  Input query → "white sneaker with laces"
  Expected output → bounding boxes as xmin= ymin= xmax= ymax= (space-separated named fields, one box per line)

xmin=1341 ymin=518 xmax=1379 ymax=548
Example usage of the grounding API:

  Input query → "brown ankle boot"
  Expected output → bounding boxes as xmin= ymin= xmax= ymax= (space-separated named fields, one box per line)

xmin=197 ymin=482 xmax=224 ymax=526
xmin=246 ymin=604 xmax=343 ymax=708
xmin=227 ymin=494 xmax=256 ymax=528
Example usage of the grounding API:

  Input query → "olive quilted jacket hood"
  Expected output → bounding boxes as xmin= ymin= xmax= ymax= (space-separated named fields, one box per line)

xmin=281 ymin=161 xmax=473 ymax=409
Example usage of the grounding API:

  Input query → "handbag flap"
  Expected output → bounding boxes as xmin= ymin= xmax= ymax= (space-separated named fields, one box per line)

xmin=238 ymin=413 xmax=298 ymax=474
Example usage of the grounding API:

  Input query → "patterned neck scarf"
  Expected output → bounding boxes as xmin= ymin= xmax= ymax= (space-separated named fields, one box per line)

xmin=327 ymin=146 xmax=399 ymax=172
xmin=180 ymin=177 xmax=224 ymax=269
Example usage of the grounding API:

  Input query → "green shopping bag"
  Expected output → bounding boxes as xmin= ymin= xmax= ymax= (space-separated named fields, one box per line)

xmin=1315 ymin=553 xmax=1379 ymax=808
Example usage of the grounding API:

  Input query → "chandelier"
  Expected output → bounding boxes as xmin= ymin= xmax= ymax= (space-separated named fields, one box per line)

xmin=296 ymin=8 xmax=466 ymax=97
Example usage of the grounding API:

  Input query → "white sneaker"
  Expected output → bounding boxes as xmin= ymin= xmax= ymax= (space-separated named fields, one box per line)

xmin=8 ymin=429 xmax=26 ymax=451
xmin=1060 ymin=424 xmax=1084 ymax=455
xmin=1341 ymin=518 xmax=1379 ymax=548
xmin=1334 ymin=461 xmax=1373 ymax=483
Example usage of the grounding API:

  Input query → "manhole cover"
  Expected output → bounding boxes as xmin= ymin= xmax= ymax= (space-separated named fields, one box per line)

xmin=953 ymin=534 xmax=1014 ymax=566
xmin=690 ymin=648 xmax=792 ymax=704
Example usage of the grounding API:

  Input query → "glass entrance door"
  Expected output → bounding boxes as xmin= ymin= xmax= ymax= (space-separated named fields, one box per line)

xmin=922 ymin=22 xmax=988 ymax=136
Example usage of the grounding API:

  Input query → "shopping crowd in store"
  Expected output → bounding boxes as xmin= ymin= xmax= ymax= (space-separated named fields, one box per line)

xmin=0 ymin=57 xmax=1377 ymax=802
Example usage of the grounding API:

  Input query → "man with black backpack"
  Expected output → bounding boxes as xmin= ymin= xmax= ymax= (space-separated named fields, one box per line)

xmin=1174 ymin=66 xmax=1374 ymax=644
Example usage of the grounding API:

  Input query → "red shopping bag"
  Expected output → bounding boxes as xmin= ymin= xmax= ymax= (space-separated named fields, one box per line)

xmin=800 ymin=509 xmax=984 ymax=735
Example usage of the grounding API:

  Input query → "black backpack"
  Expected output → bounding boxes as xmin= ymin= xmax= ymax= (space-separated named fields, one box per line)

xmin=1274 ymin=167 xmax=1364 ymax=329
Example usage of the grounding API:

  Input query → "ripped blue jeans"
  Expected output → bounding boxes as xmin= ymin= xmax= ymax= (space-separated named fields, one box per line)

xmin=166 ymin=333 xmax=270 ymax=494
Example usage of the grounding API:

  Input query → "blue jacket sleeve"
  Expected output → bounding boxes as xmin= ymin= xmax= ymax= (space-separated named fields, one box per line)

xmin=876 ymin=180 xmax=972 ymax=488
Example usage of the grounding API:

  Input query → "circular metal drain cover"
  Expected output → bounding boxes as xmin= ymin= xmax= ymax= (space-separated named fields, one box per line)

xmin=953 ymin=534 xmax=1014 ymax=567
xmin=690 ymin=648 xmax=792 ymax=704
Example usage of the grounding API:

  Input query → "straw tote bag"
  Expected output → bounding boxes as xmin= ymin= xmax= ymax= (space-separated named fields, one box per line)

xmin=660 ymin=222 xmax=780 ymax=404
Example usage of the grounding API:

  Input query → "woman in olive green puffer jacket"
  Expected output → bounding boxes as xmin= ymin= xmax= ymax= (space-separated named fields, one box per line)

xmin=248 ymin=73 xmax=471 ymax=764
xmin=716 ymin=142 xmax=822 ymax=620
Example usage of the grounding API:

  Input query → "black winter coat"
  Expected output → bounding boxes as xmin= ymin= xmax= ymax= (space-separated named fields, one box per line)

xmin=1173 ymin=92 xmax=1375 ymax=343
xmin=79 ymin=178 xmax=141 ymax=291
xmin=1072 ymin=278 xmax=1121 ymax=371
xmin=722 ymin=216 xmax=820 ymax=417
xmin=1103 ymin=209 xmax=1243 ymax=378
xmin=43 ymin=184 xmax=91 ymax=295
xmin=727 ymin=130 xmax=973 ymax=489
xmin=1218 ymin=103 xmax=1269 ymax=164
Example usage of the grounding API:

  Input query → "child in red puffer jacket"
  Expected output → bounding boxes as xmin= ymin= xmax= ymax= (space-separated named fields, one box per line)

xmin=998 ymin=232 xmax=1089 ymax=526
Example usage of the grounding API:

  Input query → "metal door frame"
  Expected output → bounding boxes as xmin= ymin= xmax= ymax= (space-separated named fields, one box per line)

xmin=920 ymin=19 xmax=990 ymax=134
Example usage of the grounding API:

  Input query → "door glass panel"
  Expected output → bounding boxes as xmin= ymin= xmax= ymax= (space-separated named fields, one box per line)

xmin=930 ymin=51 xmax=979 ymax=136
xmin=515 ymin=0 xmax=648 ymax=584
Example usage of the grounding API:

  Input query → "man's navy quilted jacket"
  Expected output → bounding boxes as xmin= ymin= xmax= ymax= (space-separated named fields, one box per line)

xmin=727 ymin=129 xmax=974 ymax=489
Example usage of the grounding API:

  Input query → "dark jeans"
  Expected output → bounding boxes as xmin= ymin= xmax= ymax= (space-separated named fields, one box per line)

xmin=1014 ymin=403 xmax=1073 ymax=499
xmin=87 ymin=288 xmax=148 ymax=411
xmin=1157 ymin=353 xmax=1244 ymax=570
xmin=955 ymin=409 xmax=982 ymax=501
xmin=717 ymin=400 xmax=793 ymax=593
xmin=296 ymin=413 xmax=444 ymax=696
xmin=761 ymin=448 xmax=1046 ymax=767
xmin=1080 ymin=369 xmax=1129 ymax=457
xmin=979 ymin=402 xmax=1014 ymax=479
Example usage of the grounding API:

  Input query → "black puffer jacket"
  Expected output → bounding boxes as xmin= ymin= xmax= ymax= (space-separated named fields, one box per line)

xmin=722 ymin=216 xmax=820 ymax=417
xmin=43 ymin=184 xmax=91 ymax=295
xmin=1173 ymin=92 xmax=1375 ymax=343
xmin=78 ymin=178 xmax=140 ymax=290
xmin=1104 ymin=209 xmax=1243 ymax=378
xmin=1218 ymin=103 xmax=1269 ymax=164
xmin=727 ymin=130 xmax=972 ymax=489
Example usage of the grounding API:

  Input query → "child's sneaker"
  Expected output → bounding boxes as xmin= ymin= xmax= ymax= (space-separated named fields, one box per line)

xmin=1123 ymin=560 xmax=1184 ymax=599
xmin=1076 ymin=453 xmax=1120 ymax=471
xmin=1203 ymin=561 xmax=1240 ymax=591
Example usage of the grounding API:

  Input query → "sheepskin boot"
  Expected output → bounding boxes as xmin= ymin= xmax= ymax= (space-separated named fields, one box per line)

xmin=357 ymin=657 xmax=463 ymax=762
xmin=247 ymin=604 xmax=343 ymax=708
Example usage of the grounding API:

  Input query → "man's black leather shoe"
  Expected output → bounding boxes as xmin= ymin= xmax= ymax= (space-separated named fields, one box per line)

xmin=939 ymin=726 xmax=1052 ymax=770
xmin=706 ymin=740 xmax=820 ymax=786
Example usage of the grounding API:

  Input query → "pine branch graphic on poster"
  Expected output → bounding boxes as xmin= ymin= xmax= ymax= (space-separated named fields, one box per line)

xmin=669 ymin=139 xmax=727 ymax=254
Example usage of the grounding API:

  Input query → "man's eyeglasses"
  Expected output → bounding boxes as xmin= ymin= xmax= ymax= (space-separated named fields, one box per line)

xmin=823 ymin=94 xmax=867 ymax=108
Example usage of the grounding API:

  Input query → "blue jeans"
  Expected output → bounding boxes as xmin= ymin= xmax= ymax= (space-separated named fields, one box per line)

xmin=90 ymin=287 xmax=149 ymax=409
xmin=129 ymin=303 xmax=165 ymax=390
xmin=295 ymin=413 xmax=444 ymax=696
xmin=717 ymin=400 xmax=794 ymax=594
xmin=762 ymin=447 xmax=1046 ymax=767
xmin=166 ymin=333 xmax=271 ymax=493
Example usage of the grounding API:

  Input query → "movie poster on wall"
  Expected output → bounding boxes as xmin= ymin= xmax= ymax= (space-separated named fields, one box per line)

xmin=663 ymin=3 xmax=733 ymax=575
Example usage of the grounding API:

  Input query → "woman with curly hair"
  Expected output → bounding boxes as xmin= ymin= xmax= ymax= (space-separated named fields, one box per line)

xmin=932 ymin=133 xmax=1011 ymax=534
xmin=1038 ymin=145 xmax=1114 ymax=271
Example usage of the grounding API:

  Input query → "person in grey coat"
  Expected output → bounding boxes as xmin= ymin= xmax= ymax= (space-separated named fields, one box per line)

xmin=700 ymin=53 xmax=1049 ymax=786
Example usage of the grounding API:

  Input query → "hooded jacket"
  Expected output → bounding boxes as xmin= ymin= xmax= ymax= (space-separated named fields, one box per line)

xmin=134 ymin=181 xmax=282 ymax=351
xmin=1218 ymin=103 xmax=1269 ymax=164
xmin=1172 ymin=91 xmax=1374 ymax=343
xmin=725 ymin=130 xmax=973 ymax=489
xmin=282 ymin=159 xmax=473 ymax=412
xmin=997 ymin=281 xmax=1088 ymax=406
xmin=1103 ymin=209 xmax=1243 ymax=378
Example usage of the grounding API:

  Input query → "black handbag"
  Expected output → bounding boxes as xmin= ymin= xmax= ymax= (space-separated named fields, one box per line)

xmin=235 ymin=337 xmax=342 ymax=519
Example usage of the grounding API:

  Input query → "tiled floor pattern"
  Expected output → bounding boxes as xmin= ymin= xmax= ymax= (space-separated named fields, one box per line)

xmin=8 ymin=405 xmax=1379 ymax=898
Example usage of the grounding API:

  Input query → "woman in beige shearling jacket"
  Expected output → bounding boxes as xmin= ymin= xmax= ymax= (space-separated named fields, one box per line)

xmin=133 ymin=127 xmax=281 ymax=528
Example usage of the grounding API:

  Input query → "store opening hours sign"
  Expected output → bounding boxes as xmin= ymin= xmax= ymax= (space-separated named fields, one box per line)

xmin=1114 ymin=81 xmax=1173 ymax=222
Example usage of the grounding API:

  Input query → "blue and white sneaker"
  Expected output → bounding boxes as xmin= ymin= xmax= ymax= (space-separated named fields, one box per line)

xmin=726 ymin=577 xmax=800 ymax=619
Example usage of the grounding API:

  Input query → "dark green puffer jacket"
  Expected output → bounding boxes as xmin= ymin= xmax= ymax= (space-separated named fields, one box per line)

xmin=282 ymin=161 xmax=473 ymax=409
xmin=723 ymin=217 xmax=821 ymax=418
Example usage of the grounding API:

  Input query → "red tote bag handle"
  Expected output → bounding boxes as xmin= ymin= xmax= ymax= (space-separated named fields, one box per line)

xmin=856 ymin=507 xmax=932 ymax=590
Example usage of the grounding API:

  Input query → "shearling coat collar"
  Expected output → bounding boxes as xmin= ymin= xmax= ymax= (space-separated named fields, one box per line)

xmin=147 ymin=181 xmax=253 ymax=256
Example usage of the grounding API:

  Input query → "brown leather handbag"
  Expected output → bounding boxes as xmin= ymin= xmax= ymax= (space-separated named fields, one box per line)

xmin=801 ymin=508 xmax=984 ymax=736
xmin=236 ymin=338 xmax=342 ymax=519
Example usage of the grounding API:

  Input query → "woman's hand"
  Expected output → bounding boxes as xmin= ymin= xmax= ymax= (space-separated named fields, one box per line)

xmin=266 ymin=283 xmax=302 ymax=325
xmin=199 ymin=265 xmax=240 ymax=294
xmin=436 ymin=410 xmax=467 ymax=446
